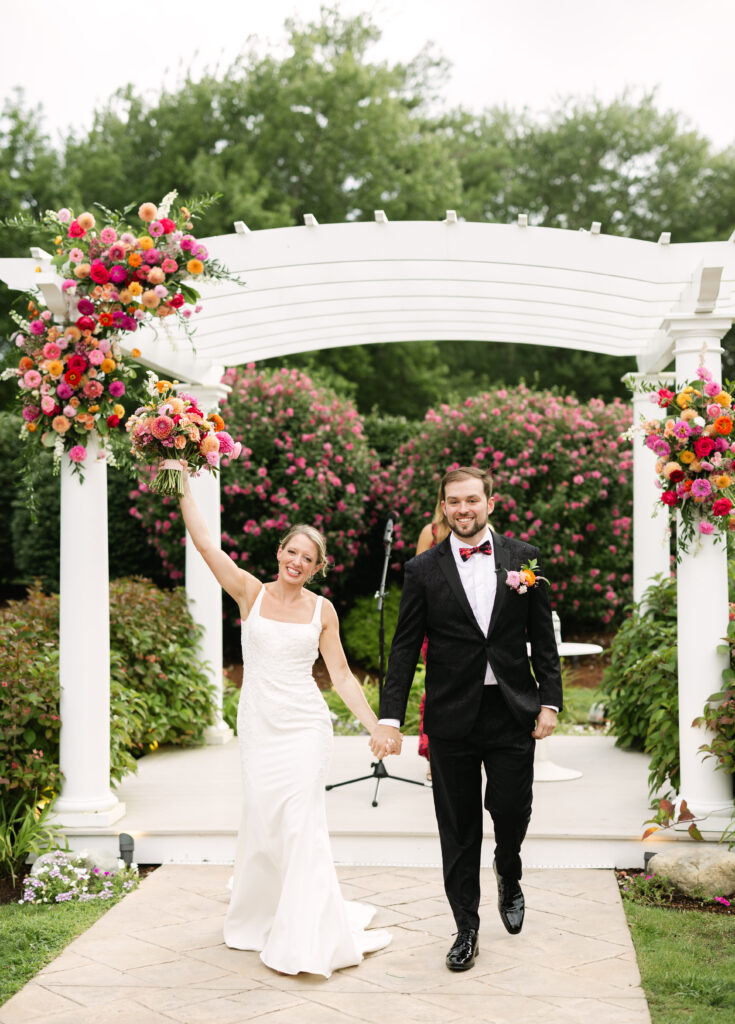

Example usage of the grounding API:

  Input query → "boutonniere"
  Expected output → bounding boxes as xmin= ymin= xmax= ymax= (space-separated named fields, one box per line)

xmin=505 ymin=559 xmax=549 ymax=594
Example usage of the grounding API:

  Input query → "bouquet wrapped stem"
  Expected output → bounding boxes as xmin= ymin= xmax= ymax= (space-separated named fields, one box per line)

xmin=151 ymin=458 xmax=186 ymax=497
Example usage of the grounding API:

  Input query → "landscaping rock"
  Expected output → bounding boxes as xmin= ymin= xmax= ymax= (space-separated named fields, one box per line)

xmin=76 ymin=847 xmax=124 ymax=873
xmin=649 ymin=847 xmax=735 ymax=898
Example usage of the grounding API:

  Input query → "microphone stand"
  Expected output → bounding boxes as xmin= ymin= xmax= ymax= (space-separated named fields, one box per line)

xmin=326 ymin=516 xmax=428 ymax=807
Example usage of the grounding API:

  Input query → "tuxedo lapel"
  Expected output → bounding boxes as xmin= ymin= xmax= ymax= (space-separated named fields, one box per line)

xmin=487 ymin=532 xmax=511 ymax=638
xmin=436 ymin=537 xmax=484 ymax=636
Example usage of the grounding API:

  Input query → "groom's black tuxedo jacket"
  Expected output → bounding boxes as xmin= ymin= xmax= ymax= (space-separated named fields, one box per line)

xmin=380 ymin=532 xmax=563 ymax=739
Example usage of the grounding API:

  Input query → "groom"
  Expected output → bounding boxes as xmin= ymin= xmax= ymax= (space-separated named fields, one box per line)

xmin=370 ymin=466 xmax=563 ymax=971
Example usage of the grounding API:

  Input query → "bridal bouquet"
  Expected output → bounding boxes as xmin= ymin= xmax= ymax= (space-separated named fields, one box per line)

xmin=638 ymin=365 xmax=735 ymax=549
xmin=126 ymin=374 xmax=241 ymax=496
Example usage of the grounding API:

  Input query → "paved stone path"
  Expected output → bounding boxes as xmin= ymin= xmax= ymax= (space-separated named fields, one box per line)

xmin=0 ymin=865 xmax=650 ymax=1024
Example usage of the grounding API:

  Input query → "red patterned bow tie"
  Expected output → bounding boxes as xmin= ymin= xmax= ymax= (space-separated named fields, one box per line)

xmin=459 ymin=539 xmax=493 ymax=561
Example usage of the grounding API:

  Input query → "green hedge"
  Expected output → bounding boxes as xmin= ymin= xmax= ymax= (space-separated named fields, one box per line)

xmin=0 ymin=580 xmax=214 ymax=797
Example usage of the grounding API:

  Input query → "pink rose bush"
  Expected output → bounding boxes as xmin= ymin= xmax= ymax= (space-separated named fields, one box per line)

xmin=637 ymin=365 xmax=735 ymax=550
xmin=371 ymin=386 xmax=633 ymax=627
xmin=131 ymin=365 xmax=379 ymax=599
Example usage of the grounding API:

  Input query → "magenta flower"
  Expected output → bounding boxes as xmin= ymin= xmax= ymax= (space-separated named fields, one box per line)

xmin=705 ymin=381 xmax=722 ymax=397
xmin=148 ymin=221 xmax=164 ymax=237
xmin=22 ymin=405 xmax=40 ymax=421
xmin=109 ymin=265 xmax=128 ymax=284
xmin=215 ymin=431 xmax=236 ymax=455
xmin=56 ymin=382 xmax=73 ymax=400
xmin=69 ymin=445 xmax=87 ymax=463
xmin=100 ymin=226 xmax=117 ymax=245
xmin=699 ymin=521 xmax=715 ymax=534
xmin=108 ymin=381 xmax=126 ymax=397
xmin=29 ymin=319 xmax=46 ymax=336
xmin=61 ymin=279 xmax=76 ymax=292
xmin=672 ymin=420 xmax=691 ymax=440
xmin=161 ymin=258 xmax=178 ymax=273
xmin=77 ymin=298 xmax=95 ymax=315
xmin=691 ymin=479 xmax=712 ymax=498
xmin=43 ymin=342 xmax=61 ymax=360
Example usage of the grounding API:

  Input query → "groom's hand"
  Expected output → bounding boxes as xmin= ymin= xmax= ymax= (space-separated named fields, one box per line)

xmin=370 ymin=724 xmax=403 ymax=759
xmin=532 ymin=707 xmax=558 ymax=739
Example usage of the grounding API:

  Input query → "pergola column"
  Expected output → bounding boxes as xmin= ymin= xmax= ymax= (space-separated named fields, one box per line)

xmin=664 ymin=316 xmax=734 ymax=822
xmin=626 ymin=372 xmax=674 ymax=605
xmin=182 ymin=379 xmax=234 ymax=745
xmin=53 ymin=434 xmax=125 ymax=826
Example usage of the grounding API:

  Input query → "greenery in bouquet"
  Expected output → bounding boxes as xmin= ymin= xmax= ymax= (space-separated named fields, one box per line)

xmin=126 ymin=374 xmax=242 ymax=497
xmin=1 ymin=192 xmax=242 ymax=473
xmin=637 ymin=364 xmax=735 ymax=551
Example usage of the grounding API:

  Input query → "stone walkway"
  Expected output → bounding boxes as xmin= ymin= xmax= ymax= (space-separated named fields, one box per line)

xmin=1 ymin=865 xmax=650 ymax=1024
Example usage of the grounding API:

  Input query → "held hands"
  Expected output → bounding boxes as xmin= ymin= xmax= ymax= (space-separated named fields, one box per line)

xmin=532 ymin=707 xmax=558 ymax=740
xmin=369 ymin=724 xmax=403 ymax=760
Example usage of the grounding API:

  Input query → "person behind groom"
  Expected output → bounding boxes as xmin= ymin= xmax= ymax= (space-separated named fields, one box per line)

xmin=370 ymin=465 xmax=563 ymax=972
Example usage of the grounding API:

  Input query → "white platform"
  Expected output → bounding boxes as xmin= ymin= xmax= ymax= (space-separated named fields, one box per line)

xmin=56 ymin=734 xmax=704 ymax=869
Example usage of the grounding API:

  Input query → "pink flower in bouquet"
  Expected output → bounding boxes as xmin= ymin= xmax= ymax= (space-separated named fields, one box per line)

xmin=180 ymin=235 xmax=196 ymax=251
xmin=705 ymin=381 xmax=722 ymax=397
xmin=161 ymin=258 xmax=178 ymax=273
xmin=29 ymin=319 xmax=46 ymax=336
xmin=700 ymin=521 xmax=715 ymax=534
xmin=89 ymin=261 xmax=109 ymax=284
xmin=108 ymin=380 xmax=126 ymax=397
xmin=83 ymin=380 xmax=104 ymax=399
xmin=109 ymin=265 xmax=128 ymax=284
xmin=672 ymin=420 xmax=691 ymax=440
xmin=215 ymin=431 xmax=236 ymax=455
xmin=61 ymin=279 xmax=76 ymax=292
xmin=148 ymin=220 xmax=164 ymax=237
xmin=206 ymin=451 xmax=219 ymax=467
xmin=43 ymin=342 xmax=61 ymax=360
xmin=68 ymin=248 xmax=84 ymax=263
xmin=63 ymin=404 xmax=76 ymax=417
xmin=57 ymin=208 xmax=71 ymax=223
xmin=661 ymin=490 xmax=679 ymax=507
xmin=506 ymin=570 xmax=521 ymax=588
xmin=41 ymin=396 xmax=58 ymax=415
xmin=88 ymin=349 xmax=105 ymax=366
xmin=150 ymin=415 xmax=174 ymax=440
xmin=22 ymin=405 xmax=40 ymax=421
xmin=98 ymin=338 xmax=112 ymax=353
xmin=23 ymin=370 xmax=42 ymax=388
xmin=713 ymin=498 xmax=733 ymax=516
xmin=100 ymin=227 xmax=117 ymax=245
xmin=68 ymin=220 xmax=86 ymax=238
xmin=169 ymin=293 xmax=185 ymax=308
xmin=691 ymin=479 xmax=712 ymax=499
xmin=67 ymin=354 xmax=88 ymax=373
xmin=76 ymin=315 xmax=96 ymax=332
xmin=56 ymin=382 xmax=73 ymax=400
xmin=159 ymin=217 xmax=176 ymax=234
xmin=68 ymin=445 xmax=87 ymax=463
xmin=656 ymin=388 xmax=675 ymax=407
xmin=143 ymin=248 xmax=161 ymax=265
xmin=693 ymin=437 xmax=715 ymax=458
xmin=108 ymin=242 xmax=126 ymax=260
xmin=77 ymin=297 xmax=95 ymax=315
xmin=193 ymin=244 xmax=208 ymax=259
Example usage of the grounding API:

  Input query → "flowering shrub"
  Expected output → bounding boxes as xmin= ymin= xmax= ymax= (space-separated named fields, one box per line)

xmin=0 ymin=580 xmax=213 ymax=796
xmin=19 ymin=850 xmax=139 ymax=905
xmin=132 ymin=365 xmax=380 ymax=602
xmin=373 ymin=386 xmax=633 ymax=627
xmin=2 ymin=193 xmax=240 ymax=470
xmin=127 ymin=374 xmax=241 ymax=496
xmin=638 ymin=365 xmax=735 ymax=550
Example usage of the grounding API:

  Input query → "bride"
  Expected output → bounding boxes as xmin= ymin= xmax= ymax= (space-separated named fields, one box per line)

xmin=178 ymin=472 xmax=394 ymax=976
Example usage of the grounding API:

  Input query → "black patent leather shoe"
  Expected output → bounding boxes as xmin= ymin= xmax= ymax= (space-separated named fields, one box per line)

xmin=446 ymin=928 xmax=479 ymax=971
xmin=493 ymin=860 xmax=525 ymax=934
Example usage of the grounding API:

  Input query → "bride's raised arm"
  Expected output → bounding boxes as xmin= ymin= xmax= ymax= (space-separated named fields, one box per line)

xmin=178 ymin=470 xmax=261 ymax=613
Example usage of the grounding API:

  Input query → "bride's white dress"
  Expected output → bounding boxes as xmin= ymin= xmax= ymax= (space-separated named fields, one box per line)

xmin=223 ymin=585 xmax=391 ymax=976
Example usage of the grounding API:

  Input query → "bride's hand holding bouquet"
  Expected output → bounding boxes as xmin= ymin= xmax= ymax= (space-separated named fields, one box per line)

xmin=126 ymin=373 xmax=241 ymax=496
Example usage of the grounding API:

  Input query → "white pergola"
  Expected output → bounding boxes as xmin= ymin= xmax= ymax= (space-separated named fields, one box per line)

xmin=2 ymin=214 xmax=735 ymax=831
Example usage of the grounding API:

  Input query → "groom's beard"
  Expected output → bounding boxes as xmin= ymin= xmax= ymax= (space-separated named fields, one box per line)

xmin=447 ymin=510 xmax=489 ymax=542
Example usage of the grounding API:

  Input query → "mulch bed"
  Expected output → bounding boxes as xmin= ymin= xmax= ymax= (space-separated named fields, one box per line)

xmin=615 ymin=869 xmax=735 ymax=915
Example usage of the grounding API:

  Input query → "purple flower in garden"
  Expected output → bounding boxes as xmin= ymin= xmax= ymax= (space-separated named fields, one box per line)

xmin=691 ymin=479 xmax=712 ymax=499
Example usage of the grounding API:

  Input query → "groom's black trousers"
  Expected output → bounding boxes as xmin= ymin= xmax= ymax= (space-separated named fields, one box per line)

xmin=428 ymin=686 xmax=535 ymax=932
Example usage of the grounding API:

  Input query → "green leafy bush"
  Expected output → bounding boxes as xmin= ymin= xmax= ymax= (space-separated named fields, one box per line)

xmin=0 ymin=792 xmax=68 ymax=887
xmin=0 ymin=580 xmax=214 ymax=798
xmin=322 ymin=664 xmax=426 ymax=735
xmin=341 ymin=587 xmax=403 ymax=672
xmin=695 ymin=615 xmax=735 ymax=780
xmin=600 ymin=575 xmax=679 ymax=793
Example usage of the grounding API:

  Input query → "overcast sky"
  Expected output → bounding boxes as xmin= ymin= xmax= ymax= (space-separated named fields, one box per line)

xmin=1 ymin=0 xmax=734 ymax=149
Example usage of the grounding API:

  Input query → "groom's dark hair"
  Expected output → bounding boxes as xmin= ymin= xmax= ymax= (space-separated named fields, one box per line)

xmin=440 ymin=466 xmax=493 ymax=502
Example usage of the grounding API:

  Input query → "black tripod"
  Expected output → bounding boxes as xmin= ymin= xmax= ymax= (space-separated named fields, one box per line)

xmin=325 ymin=515 xmax=428 ymax=806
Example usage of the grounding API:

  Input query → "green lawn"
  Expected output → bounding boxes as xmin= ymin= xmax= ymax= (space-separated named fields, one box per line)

xmin=624 ymin=903 xmax=735 ymax=1023
xmin=0 ymin=899 xmax=116 ymax=1005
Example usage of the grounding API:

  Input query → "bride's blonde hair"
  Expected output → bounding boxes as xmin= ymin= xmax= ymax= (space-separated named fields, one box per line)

xmin=279 ymin=524 xmax=329 ymax=579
